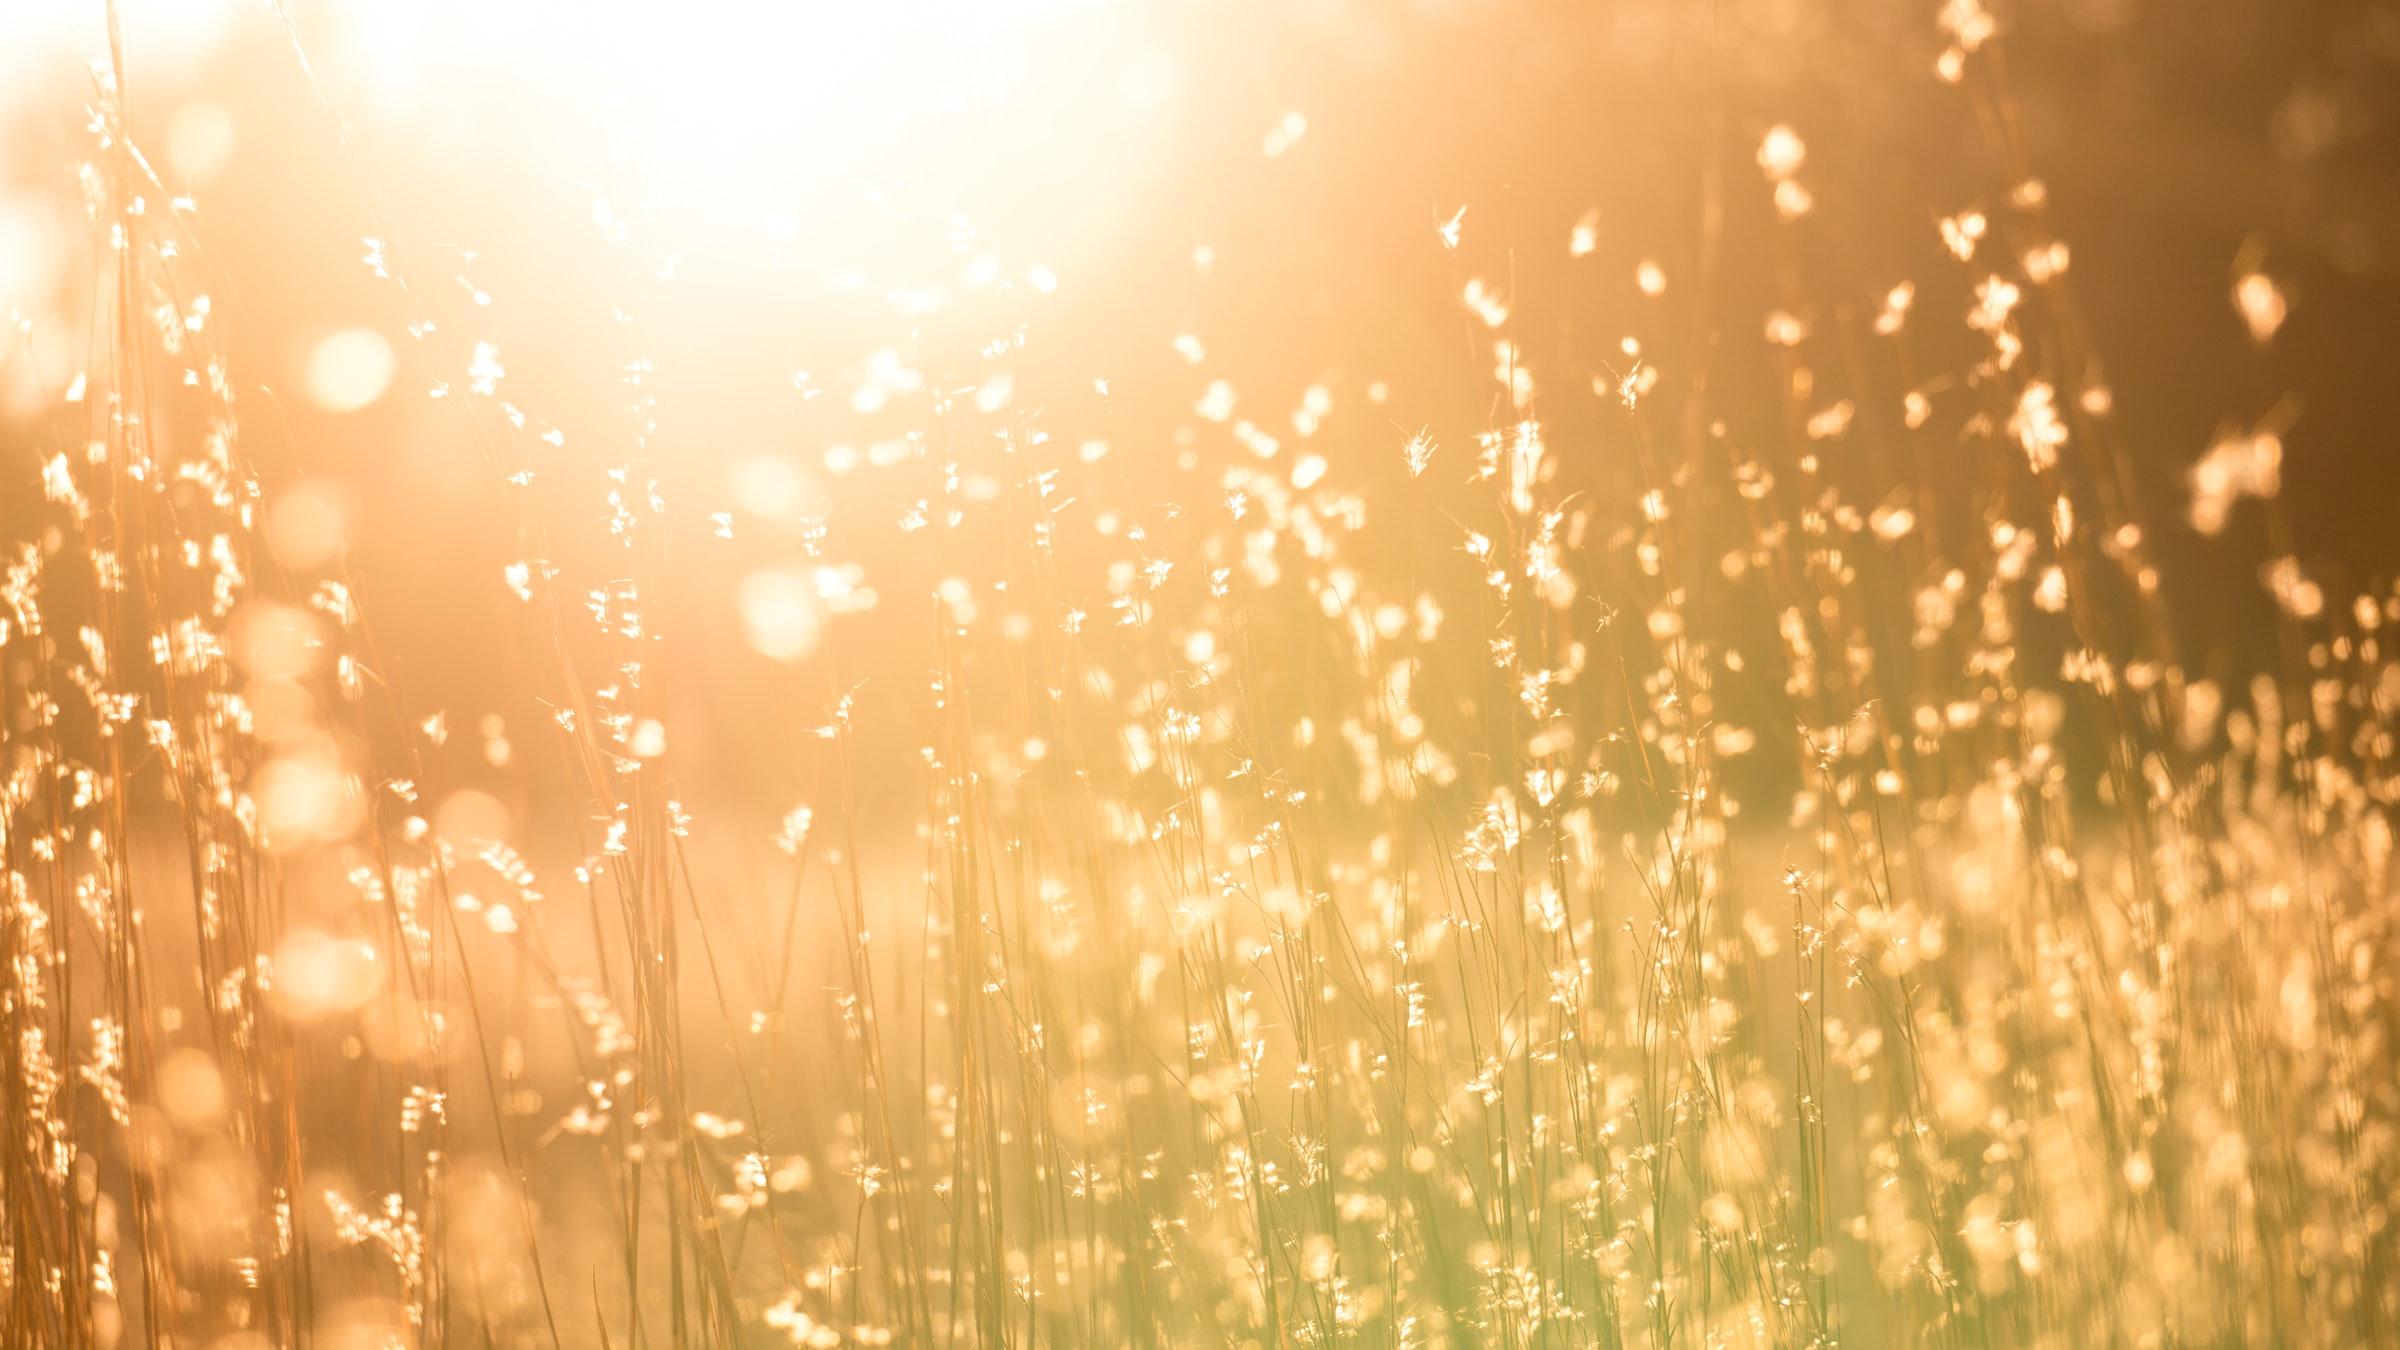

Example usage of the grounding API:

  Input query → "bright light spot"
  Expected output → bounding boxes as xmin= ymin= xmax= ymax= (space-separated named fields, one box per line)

xmin=1569 ymin=209 xmax=1599 ymax=258
xmin=270 ymin=928 xmax=384 ymax=1020
xmin=1262 ymin=110 xmax=1308 ymax=158
xmin=255 ymin=746 xmax=363 ymax=849
xmin=1463 ymin=278 xmax=1510 ymax=328
xmin=2235 ymin=271 xmax=2288 ymax=344
xmin=629 ymin=718 xmax=668 ymax=758
xmin=1758 ymin=124 xmax=1806 ymax=181
xmin=740 ymin=568 xmax=824 ymax=661
xmin=304 ymin=327 xmax=396 ymax=412
xmin=975 ymin=372 xmax=1015 ymax=413
xmin=325 ymin=0 xmax=1155 ymax=244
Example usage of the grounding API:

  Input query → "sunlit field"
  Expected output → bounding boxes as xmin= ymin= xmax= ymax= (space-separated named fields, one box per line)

xmin=4 ymin=1 xmax=2400 ymax=1346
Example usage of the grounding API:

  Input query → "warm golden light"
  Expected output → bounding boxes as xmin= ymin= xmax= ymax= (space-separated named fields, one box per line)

xmin=302 ymin=327 xmax=396 ymax=413
xmin=3 ymin=0 xmax=2396 ymax=1346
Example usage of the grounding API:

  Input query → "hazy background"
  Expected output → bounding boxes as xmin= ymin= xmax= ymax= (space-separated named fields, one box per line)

xmin=4 ymin=0 xmax=2398 ymax=815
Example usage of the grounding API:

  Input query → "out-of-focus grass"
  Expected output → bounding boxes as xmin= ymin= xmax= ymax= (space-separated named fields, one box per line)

xmin=2 ymin=3 xmax=2395 ymax=1348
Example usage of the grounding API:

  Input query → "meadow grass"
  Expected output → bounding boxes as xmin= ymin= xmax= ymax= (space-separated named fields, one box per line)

xmin=2 ymin=3 xmax=2395 ymax=1347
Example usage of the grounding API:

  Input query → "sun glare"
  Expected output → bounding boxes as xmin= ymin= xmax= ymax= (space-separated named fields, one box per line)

xmin=303 ymin=325 xmax=396 ymax=412
xmin=322 ymin=0 xmax=1162 ymax=243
